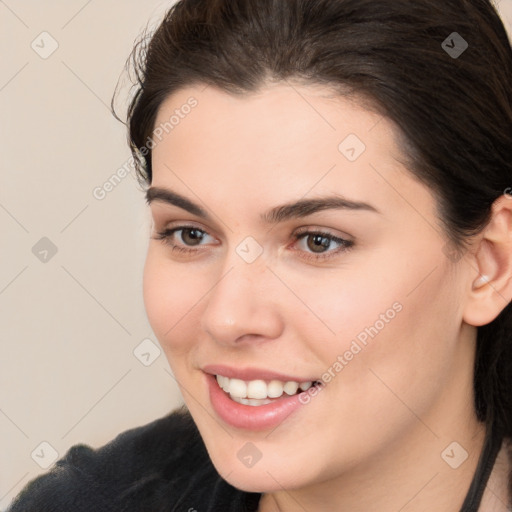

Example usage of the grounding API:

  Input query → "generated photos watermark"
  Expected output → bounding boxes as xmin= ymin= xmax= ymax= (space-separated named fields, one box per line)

xmin=92 ymin=96 xmax=198 ymax=201
xmin=299 ymin=301 xmax=403 ymax=405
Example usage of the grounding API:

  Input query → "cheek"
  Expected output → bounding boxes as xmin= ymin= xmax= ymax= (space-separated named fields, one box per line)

xmin=142 ymin=250 xmax=207 ymax=355
xmin=359 ymin=273 xmax=458 ymax=414
xmin=287 ymin=251 xmax=459 ymax=399
xmin=282 ymin=264 xmax=403 ymax=360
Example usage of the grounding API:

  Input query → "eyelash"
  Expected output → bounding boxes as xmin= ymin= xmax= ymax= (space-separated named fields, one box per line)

xmin=152 ymin=225 xmax=354 ymax=261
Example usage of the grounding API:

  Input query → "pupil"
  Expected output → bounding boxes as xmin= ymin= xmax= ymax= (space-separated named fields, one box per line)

xmin=183 ymin=229 xmax=203 ymax=245
xmin=308 ymin=234 xmax=330 ymax=253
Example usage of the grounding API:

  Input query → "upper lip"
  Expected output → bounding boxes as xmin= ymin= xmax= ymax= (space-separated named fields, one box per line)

xmin=202 ymin=364 xmax=317 ymax=383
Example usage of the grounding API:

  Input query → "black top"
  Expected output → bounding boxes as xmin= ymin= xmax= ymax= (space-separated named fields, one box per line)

xmin=8 ymin=406 xmax=261 ymax=512
xmin=8 ymin=406 xmax=504 ymax=512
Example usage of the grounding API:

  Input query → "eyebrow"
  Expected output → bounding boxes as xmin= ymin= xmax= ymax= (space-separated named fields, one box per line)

xmin=145 ymin=186 xmax=379 ymax=223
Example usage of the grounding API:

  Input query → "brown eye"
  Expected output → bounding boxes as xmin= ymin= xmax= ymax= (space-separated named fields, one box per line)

xmin=293 ymin=230 xmax=354 ymax=260
xmin=154 ymin=226 xmax=214 ymax=251
xmin=306 ymin=234 xmax=332 ymax=253
xmin=180 ymin=228 xmax=205 ymax=246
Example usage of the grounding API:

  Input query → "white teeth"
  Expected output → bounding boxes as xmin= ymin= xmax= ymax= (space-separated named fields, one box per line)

xmin=215 ymin=374 xmax=314 ymax=401
xmin=231 ymin=396 xmax=274 ymax=406
xmin=217 ymin=374 xmax=231 ymax=392
xmin=246 ymin=380 xmax=267 ymax=399
xmin=283 ymin=381 xmax=299 ymax=395
xmin=228 ymin=378 xmax=247 ymax=398
xmin=299 ymin=381 xmax=312 ymax=391
xmin=267 ymin=380 xmax=285 ymax=398
xmin=217 ymin=374 xmax=226 ymax=390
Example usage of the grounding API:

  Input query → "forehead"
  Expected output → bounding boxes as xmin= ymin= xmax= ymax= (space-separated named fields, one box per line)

xmin=150 ymin=83 xmax=433 ymax=223
xmin=153 ymin=82 xmax=389 ymax=154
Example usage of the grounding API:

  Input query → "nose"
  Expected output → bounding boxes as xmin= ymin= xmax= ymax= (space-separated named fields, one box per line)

xmin=200 ymin=258 xmax=285 ymax=346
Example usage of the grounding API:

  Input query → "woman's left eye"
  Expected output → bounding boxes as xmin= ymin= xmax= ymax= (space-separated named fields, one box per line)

xmin=292 ymin=230 xmax=354 ymax=260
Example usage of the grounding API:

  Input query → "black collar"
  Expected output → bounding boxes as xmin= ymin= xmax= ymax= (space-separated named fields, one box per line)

xmin=460 ymin=421 xmax=505 ymax=512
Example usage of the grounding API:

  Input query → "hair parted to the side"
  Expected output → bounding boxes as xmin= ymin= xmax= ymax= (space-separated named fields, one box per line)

xmin=113 ymin=0 xmax=512 ymax=445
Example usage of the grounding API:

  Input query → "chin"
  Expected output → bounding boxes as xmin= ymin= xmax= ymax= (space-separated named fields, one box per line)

xmin=213 ymin=460 xmax=297 ymax=493
xmin=203 ymin=440 xmax=316 ymax=493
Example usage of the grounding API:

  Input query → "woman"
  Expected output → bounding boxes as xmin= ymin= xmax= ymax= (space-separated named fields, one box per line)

xmin=9 ymin=0 xmax=512 ymax=510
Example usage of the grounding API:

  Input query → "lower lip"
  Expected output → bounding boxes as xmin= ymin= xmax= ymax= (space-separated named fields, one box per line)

xmin=206 ymin=373 xmax=310 ymax=430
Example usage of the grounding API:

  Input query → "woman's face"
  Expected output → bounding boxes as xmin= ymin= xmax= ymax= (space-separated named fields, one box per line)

xmin=143 ymin=83 xmax=475 ymax=492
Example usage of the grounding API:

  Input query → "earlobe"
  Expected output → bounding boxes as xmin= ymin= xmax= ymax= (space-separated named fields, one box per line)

xmin=463 ymin=195 xmax=512 ymax=327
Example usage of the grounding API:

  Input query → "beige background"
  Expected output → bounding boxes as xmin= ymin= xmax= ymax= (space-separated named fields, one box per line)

xmin=1 ymin=0 xmax=511 ymax=508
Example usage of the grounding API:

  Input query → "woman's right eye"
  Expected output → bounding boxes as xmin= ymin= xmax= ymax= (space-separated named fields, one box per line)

xmin=152 ymin=226 xmax=216 ymax=253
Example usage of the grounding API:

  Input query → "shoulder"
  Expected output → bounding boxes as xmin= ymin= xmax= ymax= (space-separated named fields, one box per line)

xmin=8 ymin=406 xmax=242 ymax=512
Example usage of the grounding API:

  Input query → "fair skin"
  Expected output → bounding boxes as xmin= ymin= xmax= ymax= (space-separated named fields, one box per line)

xmin=143 ymin=82 xmax=512 ymax=512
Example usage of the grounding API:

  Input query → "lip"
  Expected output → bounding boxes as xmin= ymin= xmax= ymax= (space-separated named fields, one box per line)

xmin=205 ymin=372 xmax=312 ymax=430
xmin=202 ymin=364 xmax=317 ymax=383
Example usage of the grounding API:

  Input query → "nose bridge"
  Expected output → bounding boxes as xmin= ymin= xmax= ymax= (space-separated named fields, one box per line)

xmin=200 ymin=248 xmax=283 ymax=344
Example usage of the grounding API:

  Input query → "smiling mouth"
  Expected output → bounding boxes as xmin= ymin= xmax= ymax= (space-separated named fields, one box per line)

xmin=215 ymin=374 xmax=322 ymax=406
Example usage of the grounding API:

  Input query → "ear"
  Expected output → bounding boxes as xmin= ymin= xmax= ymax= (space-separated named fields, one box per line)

xmin=463 ymin=194 xmax=512 ymax=327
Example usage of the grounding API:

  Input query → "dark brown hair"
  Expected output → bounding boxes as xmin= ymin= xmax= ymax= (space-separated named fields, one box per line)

xmin=114 ymin=0 xmax=512 ymax=492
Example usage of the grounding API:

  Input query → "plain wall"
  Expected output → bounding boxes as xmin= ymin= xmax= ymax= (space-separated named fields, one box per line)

xmin=1 ymin=0 xmax=511 ymax=508
xmin=0 ymin=1 xmax=181 ymax=508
